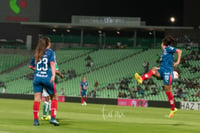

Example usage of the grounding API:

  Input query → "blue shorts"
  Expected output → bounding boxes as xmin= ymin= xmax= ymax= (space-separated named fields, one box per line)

xmin=81 ymin=90 xmax=87 ymax=96
xmin=158 ymin=68 xmax=174 ymax=85
xmin=33 ymin=78 xmax=56 ymax=95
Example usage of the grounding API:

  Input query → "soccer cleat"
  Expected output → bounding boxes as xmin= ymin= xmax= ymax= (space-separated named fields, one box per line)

xmin=169 ymin=108 xmax=177 ymax=118
xmin=33 ymin=119 xmax=39 ymax=126
xmin=84 ymin=102 xmax=87 ymax=106
xmin=134 ymin=73 xmax=143 ymax=84
xmin=50 ymin=118 xmax=60 ymax=126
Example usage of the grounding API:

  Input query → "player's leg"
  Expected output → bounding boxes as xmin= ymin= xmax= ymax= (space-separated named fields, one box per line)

xmin=84 ymin=95 xmax=87 ymax=105
xmin=33 ymin=81 xmax=42 ymax=126
xmin=47 ymin=82 xmax=59 ymax=126
xmin=135 ymin=67 xmax=160 ymax=84
xmin=47 ymin=98 xmax=51 ymax=120
xmin=41 ymin=89 xmax=49 ymax=120
xmin=33 ymin=92 xmax=42 ymax=126
xmin=42 ymin=100 xmax=48 ymax=119
xmin=49 ymin=93 xmax=59 ymax=126
xmin=81 ymin=96 xmax=84 ymax=105
xmin=81 ymin=91 xmax=85 ymax=105
xmin=163 ymin=72 xmax=177 ymax=118
xmin=165 ymin=85 xmax=177 ymax=118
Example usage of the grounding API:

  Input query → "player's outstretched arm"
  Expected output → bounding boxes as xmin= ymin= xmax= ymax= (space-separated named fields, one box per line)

xmin=85 ymin=85 xmax=89 ymax=90
xmin=56 ymin=70 xmax=64 ymax=79
xmin=174 ymin=49 xmax=182 ymax=67
xmin=29 ymin=66 xmax=35 ymax=71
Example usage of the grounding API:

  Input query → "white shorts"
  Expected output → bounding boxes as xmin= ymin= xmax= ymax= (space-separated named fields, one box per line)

xmin=42 ymin=89 xmax=49 ymax=97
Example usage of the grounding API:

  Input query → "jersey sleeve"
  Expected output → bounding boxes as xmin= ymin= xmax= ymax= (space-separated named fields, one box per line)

xmin=29 ymin=56 xmax=35 ymax=68
xmin=166 ymin=46 xmax=177 ymax=53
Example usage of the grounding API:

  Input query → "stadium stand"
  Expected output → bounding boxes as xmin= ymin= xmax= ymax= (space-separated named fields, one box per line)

xmin=1 ymin=46 xmax=200 ymax=102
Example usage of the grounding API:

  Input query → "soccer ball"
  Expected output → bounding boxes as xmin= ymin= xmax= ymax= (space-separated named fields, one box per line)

xmin=173 ymin=71 xmax=179 ymax=79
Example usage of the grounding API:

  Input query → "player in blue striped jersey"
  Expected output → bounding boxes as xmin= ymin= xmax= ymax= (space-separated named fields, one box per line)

xmin=29 ymin=36 xmax=59 ymax=126
xmin=80 ymin=76 xmax=89 ymax=105
xmin=135 ymin=35 xmax=182 ymax=118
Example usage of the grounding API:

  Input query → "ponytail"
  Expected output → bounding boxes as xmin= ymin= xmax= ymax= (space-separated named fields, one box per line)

xmin=34 ymin=37 xmax=50 ymax=63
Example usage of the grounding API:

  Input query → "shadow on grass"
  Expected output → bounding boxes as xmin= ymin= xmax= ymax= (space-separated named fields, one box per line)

xmin=40 ymin=118 xmax=73 ymax=126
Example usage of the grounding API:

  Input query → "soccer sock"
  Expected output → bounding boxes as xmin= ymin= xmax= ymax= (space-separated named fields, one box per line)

xmin=84 ymin=97 xmax=87 ymax=102
xmin=165 ymin=91 xmax=175 ymax=111
xmin=33 ymin=101 xmax=40 ymax=120
xmin=142 ymin=70 xmax=153 ymax=81
xmin=81 ymin=97 xmax=84 ymax=103
xmin=48 ymin=100 xmax=51 ymax=116
xmin=42 ymin=101 xmax=48 ymax=117
xmin=51 ymin=99 xmax=57 ymax=118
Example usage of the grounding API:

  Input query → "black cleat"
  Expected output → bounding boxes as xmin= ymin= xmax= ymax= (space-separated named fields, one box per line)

xmin=33 ymin=119 xmax=40 ymax=126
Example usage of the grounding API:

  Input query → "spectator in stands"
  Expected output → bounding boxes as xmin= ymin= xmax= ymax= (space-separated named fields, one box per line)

xmin=2 ymin=86 xmax=6 ymax=93
xmin=90 ymin=90 xmax=96 ymax=98
xmin=0 ymin=81 xmax=5 ymax=87
xmin=143 ymin=61 xmax=149 ymax=74
xmin=181 ymin=61 xmax=190 ymax=68
xmin=174 ymin=87 xmax=183 ymax=98
xmin=60 ymin=88 xmax=65 ymax=96
xmin=193 ymin=90 xmax=200 ymax=97
xmin=24 ymin=73 xmax=34 ymax=80
xmin=85 ymin=55 xmax=92 ymax=61
xmin=118 ymin=84 xmax=123 ymax=91
xmin=110 ymin=83 xmax=116 ymax=90
xmin=94 ymin=80 xmax=99 ymax=90
xmin=118 ymin=92 xmax=127 ymax=98
xmin=132 ymin=86 xmax=137 ymax=98
xmin=61 ymin=69 xmax=65 ymax=76
xmin=107 ymin=83 xmax=111 ymax=90
xmin=144 ymin=86 xmax=149 ymax=91
xmin=151 ymin=87 xmax=157 ymax=95
xmin=71 ymin=69 xmax=76 ymax=78
xmin=156 ymin=54 xmax=160 ymax=64
xmin=67 ymin=68 xmax=76 ymax=79
xmin=86 ymin=62 xmax=91 ymax=68
xmin=182 ymin=88 xmax=188 ymax=98
xmin=189 ymin=66 xmax=197 ymax=73
xmin=66 ymin=69 xmax=71 ymax=79
xmin=137 ymin=85 xmax=144 ymax=97
xmin=90 ymin=60 xmax=94 ymax=71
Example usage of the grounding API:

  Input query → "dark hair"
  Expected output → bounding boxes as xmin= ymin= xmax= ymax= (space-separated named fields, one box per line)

xmin=34 ymin=36 xmax=50 ymax=63
xmin=162 ymin=35 xmax=176 ymax=46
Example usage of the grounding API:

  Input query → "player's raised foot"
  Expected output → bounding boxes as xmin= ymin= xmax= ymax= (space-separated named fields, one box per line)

xmin=84 ymin=102 xmax=87 ymax=106
xmin=168 ymin=108 xmax=177 ymax=118
xmin=50 ymin=117 xmax=59 ymax=126
xmin=33 ymin=119 xmax=39 ymax=126
xmin=134 ymin=73 xmax=143 ymax=84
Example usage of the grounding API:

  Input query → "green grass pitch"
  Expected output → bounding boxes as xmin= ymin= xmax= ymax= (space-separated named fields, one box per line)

xmin=0 ymin=98 xmax=200 ymax=133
